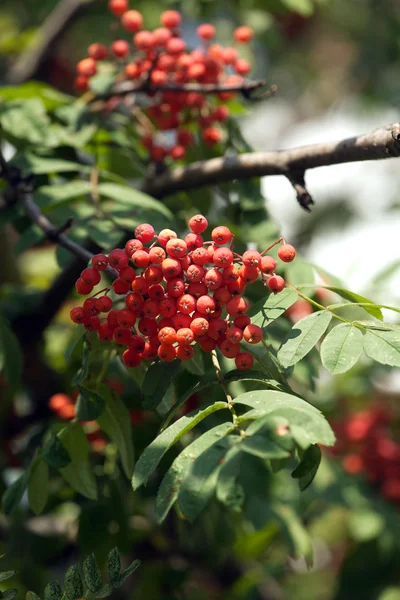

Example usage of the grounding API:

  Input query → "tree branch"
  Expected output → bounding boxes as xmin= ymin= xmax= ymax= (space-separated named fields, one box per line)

xmin=142 ymin=123 xmax=400 ymax=210
xmin=6 ymin=0 xmax=97 ymax=84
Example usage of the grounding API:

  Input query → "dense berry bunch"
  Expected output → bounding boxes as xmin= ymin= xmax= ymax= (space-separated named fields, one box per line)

xmin=330 ymin=406 xmax=400 ymax=504
xmin=70 ymin=215 xmax=296 ymax=369
xmin=75 ymin=6 xmax=254 ymax=162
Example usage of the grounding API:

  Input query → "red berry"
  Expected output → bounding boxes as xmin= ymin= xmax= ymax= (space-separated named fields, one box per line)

xmin=234 ymin=315 xmax=251 ymax=329
xmin=166 ymin=37 xmax=186 ymax=55
xmin=190 ymin=317 xmax=209 ymax=335
xmin=158 ymin=343 xmax=177 ymax=362
xmin=213 ymin=247 xmax=233 ymax=268
xmin=158 ymin=229 xmax=177 ymax=247
xmin=225 ymin=326 xmax=243 ymax=343
xmin=98 ymin=322 xmax=114 ymax=342
xmin=148 ymin=284 xmax=165 ymax=301
xmin=191 ymin=247 xmax=209 ymax=266
xmin=158 ymin=327 xmax=177 ymax=345
xmin=134 ymin=30 xmax=155 ymax=51
xmin=119 ymin=266 xmax=137 ymax=283
xmin=109 ymin=0 xmax=128 ymax=16
xmin=88 ymin=43 xmax=108 ymax=61
xmin=132 ymin=250 xmax=150 ymax=269
xmin=243 ymin=324 xmax=263 ymax=344
xmin=117 ymin=309 xmax=136 ymax=328
xmin=166 ymin=238 xmax=187 ymax=258
xmin=77 ymin=58 xmax=97 ymax=77
xmin=200 ymin=338 xmax=216 ymax=352
xmin=112 ymin=278 xmax=131 ymax=295
xmin=203 ymin=128 xmax=221 ymax=146
xmin=129 ymin=335 xmax=145 ymax=353
xmin=158 ymin=297 xmax=177 ymax=318
xmin=204 ymin=269 xmax=223 ymax=290
xmin=207 ymin=318 xmax=228 ymax=340
xmin=219 ymin=340 xmax=241 ymax=358
xmin=197 ymin=24 xmax=216 ymax=40
xmin=75 ymin=278 xmax=93 ymax=295
xmin=235 ymin=352 xmax=254 ymax=370
xmin=260 ymin=256 xmax=277 ymax=274
xmin=125 ymin=239 xmax=143 ymax=257
xmin=148 ymin=246 xmax=166 ymax=264
xmin=74 ymin=76 xmax=89 ymax=91
xmin=96 ymin=295 xmax=113 ymax=313
xmin=226 ymin=296 xmax=249 ymax=316
xmin=177 ymin=294 xmax=196 ymax=314
xmin=235 ymin=59 xmax=251 ymax=75
xmin=166 ymin=277 xmax=185 ymax=298
xmin=187 ymin=282 xmax=208 ymax=298
xmin=185 ymin=233 xmax=203 ymax=251
xmin=196 ymin=295 xmax=216 ymax=315
xmin=122 ymin=349 xmax=143 ymax=368
xmin=135 ymin=223 xmax=155 ymax=243
xmin=160 ymin=10 xmax=181 ymax=29
xmin=151 ymin=69 xmax=168 ymax=86
xmin=212 ymin=226 xmax=232 ymax=245
xmin=125 ymin=63 xmax=140 ymax=79
xmin=176 ymin=328 xmax=194 ymax=345
xmin=81 ymin=267 xmax=101 ymax=286
xmin=177 ymin=130 xmax=194 ymax=147
xmin=242 ymin=250 xmax=262 ymax=268
xmin=223 ymin=264 xmax=240 ymax=282
xmin=92 ymin=253 xmax=108 ymax=271
xmin=111 ymin=39 xmax=130 ymax=57
xmin=138 ymin=317 xmax=158 ymax=337
xmin=162 ymin=258 xmax=182 ymax=278
xmin=213 ymin=287 xmax=232 ymax=305
xmin=113 ymin=327 xmax=132 ymax=345
xmin=267 ymin=275 xmax=285 ymax=293
xmin=226 ymin=277 xmax=246 ymax=296
xmin=85 ymin=315 xmax=101 ymax=332
xmin=143 ymin=299 xmax=160 ymax=318
xmin=125 ymin=293 xmax=144 ymax=312
xmin=121 ymin=10 xmax=143 ymax=32
xmin=186 ymin=264 xmax=205 ymax=282
xmin=131 ymin=276 xmax=149 ymax=294
xmin=234 ymin=26 xmax=254 ymax=43
xmin=144 ymin=266 xmax=163 ymax=284
xmin=70 ymin=307 xmax=86 ymax=324
xmin=176 ymin=345 xmax=194 ymax=361
xmin=157 ymin=318 xmax=174 ymax=330
xmin=153 ymin=27 xmax=172 ymax=46
xmin=109 ymin=248 xmax=129 ymax=270
xmin=278 ymin=244 xmax=296 ymax=263
xmin=239 ymin=265 xmax=259 ymax=284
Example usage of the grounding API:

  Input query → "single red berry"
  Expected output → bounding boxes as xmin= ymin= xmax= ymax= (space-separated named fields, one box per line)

xmin=190 ymin=317 xmax=209 ymax=335
xmin=125 ymin=63 xmax=140 ymax=79
xmin=211 ymin=106 xmax=230 ymax=122
xmin=204 ymin=269 xmax=223 ymax=290
xmin=176 ymin=327 xmax=194 ymax=346
xmin=88 ymin=43 xmax=108 ymax=61
xmin=203 ymin=127 xmax=222 ymax=146
xmin=75 ymin=278 xmax=93 ymax=295
xmin=158 ymin=229 xmax=178 ymax=247
xmin=213 ymin=287 xmax=232 ymax=305
xmin=74 ymin=76 xmax=89 ymax=91
xmin=196 ymin=295 xmax=216 ymax=315
xmin=187 ymin=282 xmax=208 ymax=298
xmin=234 ymin=26 xmax=254 ymax=43
xmin=173 ymin=313 xmax=192 ymax=329
xmin=83 ymin=298 xmax=98 ymax=315
xmin=260 ymin=255 xmax=277 ymax=274
xmin=226 ymin=296 xmax=249 ymax=316
xmin=234 ymin=314 xmax=251 ymax=329
xmin=143 ymin=299 xmax=160 ymax=318
xmin=109 ymin=0 xmax=128 ymax=16
xmin=166 ymin=238 xmax=187 ymax=258
xmin=239 ymin=265 xmax=259 ymax=284
xmin=242 ymin=250 xmax=262 ymax=268
xmin=81 ymin=267 xmax=101 ymax=286
xmin=111 ymin=40 xmax=130 ymax=58
xmin=200 ymin=338 xmax=216 ymax=352
xmin=225 ymin=326 xmax=243 ymax=344
xmin=162 ymin=258 xmax=182 ymax=278
xmin=131 ymin=276 xmax=149 ymax=294
xmin=107 ymin=310 xmax=119 ymax=330
xmin=122 ymin=349 xmax=143 ymax=368
xmin=92 ymin=253 xmax=108 ymax=271
xmin=119 ymin=266 xmax=137 ymax=283
xmin=134 ymin=30 xmax=155 ymax=51
xmin=129 ymin=335 xmax=145 ymax=353
xmin=177 ymin=294 xmax=196 ymax=314
xmin=219 ymin=340 xmax=241 ymax=358
xmin=85 ymin=315 xmax=101 ymax=332
xmin=226 ymin=277 xmax=246 ymax=296
xmin=125 ymin=239 xmax=143 ymax=257
xmin=212 ymin=226 xmax=232 ymax=245
xmin=161 ymin=10 xmax=182 ymax=29
xmin=151 ymin=69 xmax=168 ymax=86
xmin=135 ymin=223 xmax=155 ymax=243
xmin=166 ymin=37 xmax=186 ymax=55
xmin=113 ymin=327 xmax=132 ymax=345
xmin=153 ymin=27 xmax=172 ymax=46
xmin=148 ymin=284 xmax=165 ymax=301
xmin=132 ymin=250 xmax=150 ymax=269
xmin=177 ymin=345 xmax=194 ymax=361
xmin=278 ymin=244 xmax=296 ymax=263
xmin=235 ymin=59 xmax=251 ymax=75
xmin=235 ymin=352 xmax=254 ymax=370
xmin=223 ymin=264 xmax=240 ymax=282
xmin=177 ymin=130 xmax=194 ymax=148
xmin=148 ymin=246 xmax=166 ymax=264
xmin=267 ymin=275 xmax=285 ymax=293
xmin=213 ymin=247 xmax=233 ymax=268
xmin=98 ymin=322 xmax=114 ymax=342
xmin=121 ymin=9 xmax=143 ymax=32
xmin=207 ymin=318 xmax=228 ymax=340
xmin=170 ymin=145 xmax=186 ymax=160
xmin=138 ymin=317 xmax=158 ymax=337
xmin=243 ymin=324 xmax=263 ymax=344
xmin=191 ymin=247 xmax=209 ymax=266
xmin=186 ymin=264 xmax=205 ymax=282
xmin=143 ymin=342 xmax=158 ymax=361
xmin=157 ymin=318 xmax=174 ymax=330
xmin=144 ymin=265 xmax=163 ymax=284
xmin=158 ymin=326 xmax=177 ymax=345
xmin=158 ymin=343 xmax=177 ymax=362
xmin=117 ymin=309 xmax=136 ymax=328
xmin=70 ymin=307 xmax=86 ymax=324
xmin=77 ymin=58 xmax=97 ymax=77
xmin=96 ymin=295 xmax=113 ymax=313
xmin=165 ymin=277 xmax=185 ymax=298
xmin=113 ymin=279 xmax=131 ymax=295
xmin=159 ymin=297 xmax=177 ymax=318
xmin=125 ymin=293 xmax=144 ymax=312
xmin=109 ymin=248 xmax=129 ymax=270
xmin=185 ymin=233 xmax=203 ymax=251
xmin=197 ymin=23 xmax=216 ymax=40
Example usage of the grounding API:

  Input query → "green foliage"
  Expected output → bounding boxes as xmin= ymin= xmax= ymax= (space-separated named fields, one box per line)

xmin=28 ymin=457 xmax=49 ymax=515
xmin=278 ymin=310 xmax=333 ymax=368
xmin=320 ymin=323 xmax=364 ymax=374
xmin=0 ymin=315 xmax=23 ymax=395
xmin=58 ymin=423 xmax=97 ymax=500
xmin=141 ymin=359 xmax=181 ymax=410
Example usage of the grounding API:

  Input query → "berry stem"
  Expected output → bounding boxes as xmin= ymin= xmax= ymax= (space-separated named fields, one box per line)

xmin=287 ymin=285 xmax=350 ymax=325
xmin=211 ymin=349 xmax=236 ymax=414
xmin=260 ymin=237 xmax=285 ymax=256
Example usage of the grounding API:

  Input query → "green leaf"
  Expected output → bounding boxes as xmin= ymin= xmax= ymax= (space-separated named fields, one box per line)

xmin=28 ymin=458 xmax=49 ymax=515
xmin=234 ymin=390 xmax=335 ymax=447
xmin=59 ymin=423 xmax=98 ymax=500
xmin=107 ymin=548 xmax=121 ymax=587
xmin=160 ymin=374 xmax=217 ymax=432
xmin=156 ymin=423 xmax=233 ymax=523
xmin=285 ymin=259 xmax=316 ymax=294
xmin=216 ymin=449 xmax=245 ymax=512
xmin=132 ymin=401 xmax=229 ymax=489
xmin=2 ymin=471 xmax=29 ymax=514
xmin=273 ymin=503 xmax=313 ymax=563
xmin=14 ymin=226 xmax=45 ymax=255
xmin=12 ymin=153 xmax=83 ymax=176
xmin=26 ymin=592 xmax=41 ymax=600
xmin=97 ymin=388 xmax=134 ymax=479
xmin=83 ymin=553 xmax=102 ymax=594
xmin=0 ymin=81 xmax=71 ymax=110
xmin=64 ymin=565 xmax=84 ymax=600
xmin=364 ymin=329 xmax=400 ymax=367
xmin=277 ymin=310 xmax=332 ymax=368
xmin=241 ymin=414 xmax=294 ymax=458
xmin=0 ymin=316 xmax=23 ymax=394
xmin=116 ymin=560 xmax=140 ymax=587
xmin=44 ymin=581 xmax=62 ymax=600
xmin=89 ymin=70 xmax=117 ymax=95
xmin=322 ymin=286 xmax=383 ymax=321
xmin=320 ymin=323 xmax=364 ymax=374
xmin=2 ymin=590 xmax=18 ymax=600
xmin=0 ymin=571 xmax=16 ymax=583
xmin=42 ymin=429 xmax=71 ymax=469
xmin=141 ymin=359 xmax=181 ymax=410
xmin=182 ymin=343 xmax=204 ymax=375
xmin=0 ymin=99 xmax=59 ymax=147
xmin=76 ymin=386 xmax=105 ymax=421
xmin=223 ymin=369 xmax=286 ymax=389
xmin=34 ymin=181 xmax=91 ymax=211
xmin=72 ymin=341 xmax=90 ymax=386
xmin=97 ymin=183 xmax=173 ymax=221
xmin=178 ymin=435 xmax=236 ymax=521
xmin=281 ymin=0 xmax=315 ymax=16
xmin=291 ymin=444 xmax=321 ymax=491
xmin=248 ymin=288 xmax=298 ymax=330
xmin=64 ymin=326 xmax=86 ymax=360
xmin=95 ymin=584 xmax=114 ymax=598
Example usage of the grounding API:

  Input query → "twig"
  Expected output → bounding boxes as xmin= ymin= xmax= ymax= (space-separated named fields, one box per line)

xmin=142 ymin=123 xmax=400 ymax=210
xmin=211 ymin=350 xmax=233 ymax=405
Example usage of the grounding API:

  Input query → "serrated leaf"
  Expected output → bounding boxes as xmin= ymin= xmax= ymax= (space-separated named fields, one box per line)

xmin=59 ymin=423 xmax=97 ymax=500
xmin=156 ymin=423 xmax=233 ymax=523
xmin=0 ymin=99 xmax=59 ymax=147
xmin=97 ymin=183 xmax=172 ymax=221
xmin=2 ymin=590 xmax=18 ymax=600
xmin=11 ymin=152 xmax=83 ymax=176
xmin=97 ymin=388 xmax=134 ymax=479
xmin=76 ymin=386 xmax=105 ymax=421
xmin=64 ymin=565 xmax=83 ymax=600
xmin=278 ymin=310 xmax=332 ymax=368
xmin=34 ymin=181 xmax=91 ymax=211
xmin=107 ymin=548 xmax=121 ymax=587
xmin=116 ymin=560 xmax=140 ymax=587
xmin=291 ymin=444 xmax=321 ymax=491
xmin=216 ymin=448 xmax=245 ymax=512
xmin=95 ymin=584 xmax=114 ymax=599
xmin=178 ymin=435 xmax=236 ymax=521
xmin=320 ymin=323 xmax=364 ymax=374
xmin=42 ymin=430 xmax=71 ymax=469
xmin=234 ymin=390 xmax=335 ymax=447
xmin=132 ymin=401 xmax=229 ymax=490
xmin=248 ymin=288 xmax=298 ymax=330
xmin=2 ymin=471 xmax=29 ymax=515
xmin=322 ymin=286 xmax=383 ymax=321
xmin=364 ymin=329 xmax=400 ymax=367
xmin=141 ymin=359 xmax=181 ymax=410
xmin=0 ymin=316 xmax=23 ymax=394
xmin=28 ymin=458 xmax=49 ymax=515
xmin=44 ymin=581 xmax=62 ymax=600
xmin=0 ymin=571 xmax=16 ymax=583
xmin=83 ymin=553 xmax=102 ymax=594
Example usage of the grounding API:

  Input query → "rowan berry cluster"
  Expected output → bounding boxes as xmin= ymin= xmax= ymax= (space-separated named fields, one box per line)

xmin=331 ymin=406 xmax=400 ymax=504
xmin=70 ymin=214 xmax=296 ymax=370
xmin=75 ymin=3 xmax=254 ymax=162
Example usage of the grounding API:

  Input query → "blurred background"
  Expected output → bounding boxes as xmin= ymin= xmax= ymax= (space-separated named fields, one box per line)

xmin=1 ymin=1 xmax=400 ymax=599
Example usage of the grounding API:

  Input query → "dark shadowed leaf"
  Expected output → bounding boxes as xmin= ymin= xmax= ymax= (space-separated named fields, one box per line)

xmin=291 ymin=444 xmax=321 ymax=491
